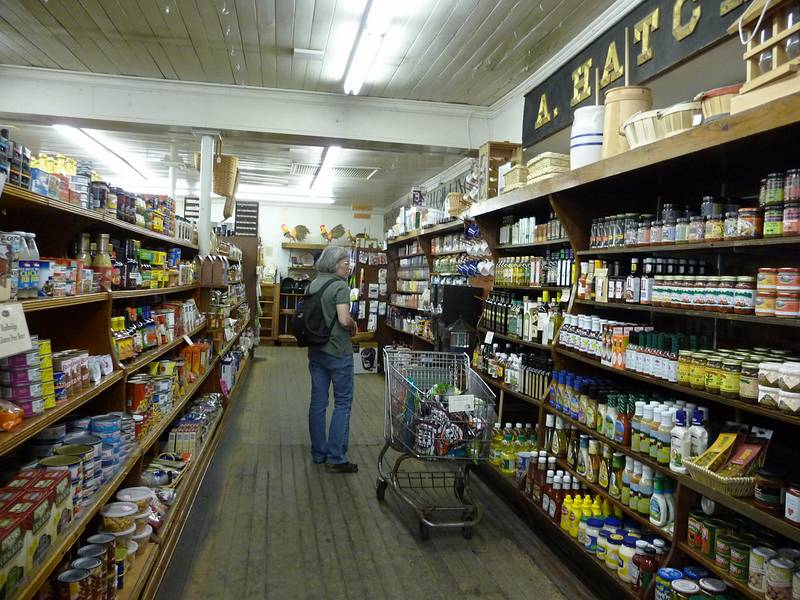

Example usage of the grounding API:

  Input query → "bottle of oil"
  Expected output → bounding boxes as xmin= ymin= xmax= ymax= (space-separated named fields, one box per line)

xmin=489 ymin=422 xmax=503 ymax=466
xmin=500 ymin=433 xmax=516 ymax=476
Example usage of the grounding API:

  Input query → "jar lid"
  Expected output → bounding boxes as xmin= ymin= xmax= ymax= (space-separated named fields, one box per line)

xmin=736 ymin=276 xmax=755 ymax=282
xmin=742 ymin=361 xmax=760 ymax=369
xmin=753 ymin=546 xmax=777 ymax=559
xmin=609 ymin=534 xmax=624 ymax=543
xmin=758 ymin=267 xmax=778 ymax=272
xmin=769 ymin=557 xmax=796 ymax=570
xmin=598 ymin=530 xmax=610 ymax=539
xmin=722 ymin=359 xmax=741 ymax=367
xmin=672 ymin=580 xmax=700 ymax=594
xmin=778 ymin=267 xmax=800 ymax=272
xmin=587 ymin=517 xmax=604 ymax=528
xmin=758 ymin=290 xmax=777 ymax=297
xmin=690 ymin=215 xmax=704 ymax=221
xmin=657 ymin=568 xmax=683 ymax=581
xmin=698 ymin=578 xmax=727 ymax=593
xmin=677 ymin=217 xmax=689 ymax=223
xmin=623 ymin=536 xmax=637 ymax=548
xmin=720 ymin=276 xmax=737 ymax=282
xmin=777 ymin=291 xmax=800 ymax=297
xmin=683 ymin=566 xmax=710 ymax=580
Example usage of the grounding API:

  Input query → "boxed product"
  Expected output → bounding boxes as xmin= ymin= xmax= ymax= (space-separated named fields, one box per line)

xmin=31 ymin=471 xmax=72 ymax=535
xmin=16 ymin=491 xmax=54 ymax=569
xmin=0 ymin=513 xmax=26 ymax=599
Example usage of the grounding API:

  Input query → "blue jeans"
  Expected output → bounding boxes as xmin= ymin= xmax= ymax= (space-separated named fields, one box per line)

xmin=308 ymin=349 xmax=354 ymax=464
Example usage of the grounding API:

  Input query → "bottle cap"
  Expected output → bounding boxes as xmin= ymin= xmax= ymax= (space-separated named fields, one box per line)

xmin=505 ymin=422 xmax=512 ymax=429
xmin=515 ymin=422 xmax=523 ymax=429
xmin=546 ymin=469 xmax=554 ymax=476
xmin=692 ymin=409 xmax=704 ymax=425
xmin=675 ymin=409 xmax=687 ymax=426
xmin=545 ymin=414 xmax=555 ymax=427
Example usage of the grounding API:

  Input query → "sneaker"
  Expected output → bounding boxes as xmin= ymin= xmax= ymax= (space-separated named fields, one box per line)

xmin=325 ymin=462 xmax=358 ymax=473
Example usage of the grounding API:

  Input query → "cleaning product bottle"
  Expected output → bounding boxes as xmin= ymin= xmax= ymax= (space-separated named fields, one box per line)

xmin=649 ymin=475 xmax=669 ymax=527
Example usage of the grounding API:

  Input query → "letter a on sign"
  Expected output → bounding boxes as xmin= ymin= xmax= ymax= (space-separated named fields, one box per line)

xmin=535 ymin=94 xmax=552 ymax=129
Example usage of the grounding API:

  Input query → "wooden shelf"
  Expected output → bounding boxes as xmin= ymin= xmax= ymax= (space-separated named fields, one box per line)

xmin=123 ymin=321 xmax=206 ymax=376
xmin=574 ymin=299 xmax=800 ymax=328
xmin=388 ymin=303 xmax=421 ymax=311
xmin=478 ymin=328 xmax=553 ymax=351
xmin=279 ymin=309 xmax=294 ymax=315
xmin=470 ymin=94 xmax=800 ymax=218
xmin=576 ymin=236 xmax=800 ymax=257
xmin=110 ymin=283 xmax=199 ymax=300
xmin=230 ymin=297 xmax=247 ymax=311
xmin=117 ymin=543 xmax=158 ymax=600
xmin=281 ymin=242 xmax=328 ymax=250
xmin=476 ymin=371 xmax=542 ymax=407
xmin=677 ymin=542 xmax=760 ymax=599
xmin=20 ymin=293 xmax=108 ymax=312
xmin=493 ymin=284 xmax=571 ymax=292
xmin=385 ymin=323 xmax=433 ymax=344
xmin=0 ymin=371 xmax=123 ymax=457
xmin=498 ymin=238 xmax=571 ymax=251
xmin=387 ymin=220 xmax=464 ymax=247
xmin=1 ymin=184 xmax=199 ymax=250
xmin=553 ymin=347 xmax=800 ymax=427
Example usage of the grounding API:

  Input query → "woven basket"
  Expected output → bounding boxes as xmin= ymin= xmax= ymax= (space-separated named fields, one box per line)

xmin=222 ymin=169 xmax=240 ymax=219
xmin=503 ymin=165 xmax=529 ymax=192
xmin=447 ymin=192 xmax=470 ymax=217
xmin=683 ymin=457 xmax=756 ymax=497
xmin=213 ymin=152 xmax=238 ymax=198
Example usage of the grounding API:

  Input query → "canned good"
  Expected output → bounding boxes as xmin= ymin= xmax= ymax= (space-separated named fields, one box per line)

xmin=701 ymin=518 xmax=728 ymax=558
xmin=56 ymin=568 xmax=91 ymax=600
xmin=687 ymin=510 xmax=705 ymax=549
xmin=767 ymin=557 xmax=795 ymax=599
xmin=655 ymin=568 xmax=683 ymax=600
xmin=672 ymin=579 xmax=701 ymax=599
xmin=730 ymin=541 xmax=751 ymax=566
xmin=71 ymin=557 xmax=104 ymax=599
xmin=729 ymin=559 xmax=748 ymax=582
xmin=715 ymin=535 xmax=735 ymax=569
xmin=699 ymin=577 xmax=727 ymax=596
xmin=750 ymin=546 xmax=778 ymax=593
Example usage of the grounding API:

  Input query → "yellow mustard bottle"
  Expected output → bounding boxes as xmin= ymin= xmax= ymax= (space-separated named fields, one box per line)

xmin=560 ymin=495 xmax=572 ymax=530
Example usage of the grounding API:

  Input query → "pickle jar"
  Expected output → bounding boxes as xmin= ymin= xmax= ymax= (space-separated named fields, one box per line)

xmin=690 ymin=354 xmax=707 ymax=390
xmin=740 ymin=362 xmax=760 ymax=403
xmin=720 ymin=359 xmax=742 ymax=398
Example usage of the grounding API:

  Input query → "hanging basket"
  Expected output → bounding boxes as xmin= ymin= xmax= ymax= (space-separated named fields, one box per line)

xmin=213 ymin=139 xmax=239 ymax=198
xmin=223 ymin=170 xmax=240 ymax=220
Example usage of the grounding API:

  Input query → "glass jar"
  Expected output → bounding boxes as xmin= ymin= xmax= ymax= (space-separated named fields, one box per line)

xmin=720 ymin=359 xmax=742 ymax=398
xmin=688 ymin=216 xmax=705 ymax=243
xmin=760 ymin=178 xmax=768 ymax=205
xmin=723 ymin=211 xmax=739 ymax=240
xmin=717 ymin=276 xmax=737 ymax=313
xmin=664 ymin=276 xmax=677 ymax=308
xmin=624 ymin=213 xmax=639 ymax=246
xmin=704 ymin=276 xmax=720 ymax=312
xmin=754 ymin=467 xmax=786 ymax=515
xmin=661 ymin=203 xmax=678 ymax=222
xmin=765 ymin=203 xmax=784 ymax=237
xmin=758 ymin=22 xmax=774 ymax=75
xmin=662 ymin=218 xmax=676 ymax=244
xmin=734 ymin=276 xmax=756 ymax=315
xmin=693 ymin=276 xmax=707 ymax=310
xmin=705 ymin=215 xmax=724 ymax=241
xmin=740 ymin=362 xmax=760 ymax=403
xmin=681 ymin=276 xmax=695 ymax=307
xmin=701 ymin=195 xmax=722 ymax=218
xmin=690 ymin=354 xmax=707 ymax=390
xmin=758 ymin=267 xmax=778 ymax=292
xmin=652 ymin=276 xmax=665 ymax=307
xmin=678 ymin=351 xmax=693 ymax=386
xmin=705 ymin=357 xmax=722 ymax=394
xmin=787 ymin=8 xmax=800 ymax=59
xmin=738 ymin=207 xmax=764 ymax=239
xmin=612 ymin=215 xmax=625 ymax=247
xmin=784 ymin=201 xmax=800 ymax=236
xmin=675 ymin=218 xmax=689 ymax=244
xmin=765 ymin=172 xmax=785 ymax=205
xmin=637 ymin=214 xmax=653 ymax=246
xmin=776 ymin=292 xmax=800 ymax=318
xmin=756 ymin=291 xmax=778 ymax=316
xmin=785 ymin=168 xmax=800 ymax=202
xmin=650 ymin=220 xmax=663 ymax=245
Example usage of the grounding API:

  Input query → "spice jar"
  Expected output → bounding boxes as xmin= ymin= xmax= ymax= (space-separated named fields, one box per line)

xmin=738 ymin=207 xmax=764 ymax=239
xmin=690 ymin=354 xmax=707 ymax=390
xmin=723 ymin=211 xmax=739 ymax=239
xmin=637 ymin=215 xmax=653 ymax=246
xmin=777 ymin=267 xmax=800 ymax=292
xmin=720 ymin=359 xmax=742 ymax=398
xmin=754 ymin=468 xmax=786 ymax=515
xmin=662 ymin=218 xmax=676 ymax=244
xmin=701 ymin=195 xmax=723 ymax=218
xmin=704 ymin=357 xmax=722 ymax=394
xmin=734 ymin=276 xmax=756 ymax=315
xmin=650 ymin=220 xmax=663 ymax=245
xmin=623 ymin=213 xmax=638 ymax=246
xmin=784 ymin=201 xmax=800 ymax=236
xmin=758 ymin=268 xmax=778 ymax=292
xmin=740 ymin=362 xmax=760 ymax=403
xmin=688 ymin=216 xmax=705 ymax=243
xmin=786 ymin=168 xmax=800 ymax=201
xmin=717 ymin=277 xmax=736 ymax=313
xmin=756 ymin=291 xmax=777 ymax=316
xmin=675 ymin=218 xmax=689 ymax=244
xmin=765 ymin=203 xmax=784 ymax=237
xmin=705 ymin=214 xmax=724 ymax=241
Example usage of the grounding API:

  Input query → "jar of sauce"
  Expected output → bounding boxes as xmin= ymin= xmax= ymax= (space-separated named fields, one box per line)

xmin=705 ymin=357 xmax=722 ymax=393
xmin=678 ymin=351 xmax=693 ymax=386
xmin=675 ymin=218 xmax=689 ymax=244
xmin=754 ymin=467 xmax=786 ymax=515
xmin=705 ymin=215 xmax=724 ymax=241
xmin=688 ymin=216 xmax=706 ymax=243
xmin=724 ymin=211 xmax=740 ymax=239
xmin=734 ymin=276 xmax=756 ymax=314
xmin=765 ymin=203 xmax=784 ymax=237
xmin=784 ymin=201 xmax=800 ymax=236
xmin=662 ymin=218 xmax=676 ymax=244
xmin=637 ymin=215 xmax=653 ymax=246
xmin=690 ymin=355 xmax=707 ymax=390
xmin=756 ymin=291 xmax=777 ymax=316
xmin=740 ymin=362 xmax=760 ymax=403
xmin=758 ymin=268 xmax=778 ymax=292
xmin=721 ymin=360 xmax=742 ymax=398
xmin=704 ymin=276 xmax=720 ymax=311
xmin=766 ymin=173 xmax=785 ymax=204
xmin=776 ymin=292 xmax=800 ymax=318
xmin=777 ymin=267 xmax=800 ymax=292
xmin=717 ymin=277 xmax=736 ymax=313
xmin=738 ymin=207 xmax=764 ymax=239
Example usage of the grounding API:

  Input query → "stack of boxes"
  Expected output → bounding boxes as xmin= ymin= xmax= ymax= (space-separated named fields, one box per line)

xmin=163 ymin=393 xmax=223 ymax=457
xmin=0 ymin=337 xmax=55 ymax=418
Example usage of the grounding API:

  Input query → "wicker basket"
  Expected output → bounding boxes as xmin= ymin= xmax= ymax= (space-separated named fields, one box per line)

xmin=503 ymin=165 xmax=529 ymax=192
xmin=447 ymin=192 xmax=470 ymax=217
xmin=683 ymin=457 xmax=756 ymax=497
xmin=192 ymin=141 xmax=239 ymax=199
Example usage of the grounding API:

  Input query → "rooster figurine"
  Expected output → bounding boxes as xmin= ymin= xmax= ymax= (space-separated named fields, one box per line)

xmin=320 ymin=224 xmax=346 ymax=242
xmin=346 ymin=229 xmax=372 ymax=244
xmin=281 ymin=224 xmax=310 ymax=242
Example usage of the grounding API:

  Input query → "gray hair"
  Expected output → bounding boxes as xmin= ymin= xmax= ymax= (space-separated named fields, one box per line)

xmin=315 ymin=245 xmax=350 ymax=274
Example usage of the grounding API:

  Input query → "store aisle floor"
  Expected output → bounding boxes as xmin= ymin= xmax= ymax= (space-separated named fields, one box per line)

xmin=156 ymin=347 xmax=595 ymax=600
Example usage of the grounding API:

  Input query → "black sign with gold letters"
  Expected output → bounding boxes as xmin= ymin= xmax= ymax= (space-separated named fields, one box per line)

xmin=522 ymin=0 xmax=750 ymax=147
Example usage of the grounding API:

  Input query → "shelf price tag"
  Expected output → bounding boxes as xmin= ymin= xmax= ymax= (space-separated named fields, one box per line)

xmin=484 ymin=331 xmax=494 ymax=344
xmin=0 ymin=303 xmax=32 ymax=359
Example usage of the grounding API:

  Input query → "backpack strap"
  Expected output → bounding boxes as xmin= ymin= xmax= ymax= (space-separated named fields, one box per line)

xmin=308 ymin=277 xmax=342 ymax=333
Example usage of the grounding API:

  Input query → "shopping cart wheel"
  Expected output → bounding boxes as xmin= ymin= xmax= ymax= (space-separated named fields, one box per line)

xmin=461 ymin=526 xmax=473 ymax=540
xmin=454 ymin=478 xmax=466 ymax=502
xmin=419 ymin=521 xmax=431 ymax=541
xmin=376 ymin=478 xmax=387 ymax=501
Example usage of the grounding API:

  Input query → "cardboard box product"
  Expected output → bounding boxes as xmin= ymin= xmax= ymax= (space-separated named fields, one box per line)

xmin=16 ymin=491 xmax=54 ymax=569
xmin=353 ymin=342 xmax=379 ymax=375
xmin=31 ymin=471 xmax=72 ymax=535
xmin=0 ymin=513 xmax=26 ymax=599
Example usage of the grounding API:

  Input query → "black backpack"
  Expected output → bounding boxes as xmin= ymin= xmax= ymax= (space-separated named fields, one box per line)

xmin=292 ymin=279 xmax=338 ymax=347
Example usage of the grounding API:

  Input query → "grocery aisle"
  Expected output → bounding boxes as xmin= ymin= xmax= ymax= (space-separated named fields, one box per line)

xmin=157 ymin=346 xmax=594 ymax=600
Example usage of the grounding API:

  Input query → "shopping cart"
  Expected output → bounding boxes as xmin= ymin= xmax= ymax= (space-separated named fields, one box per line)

xmin=376 ymin=349 xmax=496 ymax=540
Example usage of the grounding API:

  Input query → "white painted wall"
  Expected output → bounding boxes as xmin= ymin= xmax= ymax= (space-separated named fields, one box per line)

xmin=209 ymin=199 xmax=383 ymax=273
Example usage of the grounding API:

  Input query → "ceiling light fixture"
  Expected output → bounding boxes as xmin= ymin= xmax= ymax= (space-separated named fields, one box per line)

xmin=311 ymin=146 xmax=342 ymax=193
xmin=343 ymin=0 xmax=395 ymax=95
xmin=52 ymin=125 xmax=149 ymax=182
xmin=235 ymin=193 xmax=335 ymax=205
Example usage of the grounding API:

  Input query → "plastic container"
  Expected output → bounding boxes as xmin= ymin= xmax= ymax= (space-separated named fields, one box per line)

xmin=133 ymin=510 xmax=150 ymax=534
xmin=779 ymin=390 xmax=800 ymax=414
xmin=116 ymin=487 xmax=154 ymax=512
xmin=99 ymin=522 xmax=136 ymax=543
xmin=99 ymin=501 xmax=138 ymax=533
xmin=131 ymin=523 xmax=152 ymax=548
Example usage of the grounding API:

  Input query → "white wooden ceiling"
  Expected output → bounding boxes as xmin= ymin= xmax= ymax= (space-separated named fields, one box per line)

xmin=0 ymin=0 xmax=615 ymax=106
xmin=4 ymin=121 xmax=460 ymax=206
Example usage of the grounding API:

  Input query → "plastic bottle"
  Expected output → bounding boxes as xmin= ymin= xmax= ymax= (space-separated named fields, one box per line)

xmin=688 ymin=409 xmax=708 ymax=459
xmin=669 ymin=409 xmax=690 ymax=474
xmin=657 ymin=408 xmax=673 ymax=465
xmin=576 ymin=434 xmax=589 ymax=476
xmin=542 ymin=469 xmax=554 ymax=512
xmin=552 ymin=417 xmax=567 ymax=458
xmin=621 ymin=456 xmax=634 ymax=506
xmin=649 ymin=475 xmax=669 ymax=527
xmin=609 ymin=452 xmax=625 ymax=499
xmin=543 ymin=414 xmax=555 ymax=452
xmin=500 ymin=433 xmax=516 ymax=476
xmin=629 ymin=460 xmax=642 ymax=512
xmin=591 ymin=495 xmax=603 ymax=517
xmin=532 ymin=456 xmax=547 ymax=503
xmin=598 ymin=444 xmax=612 ymax=490
xmin=582 ymin=494 xmax=594 ymax=519
xmin=568 ymin=497 xmax=581 ymax=538
xmin=548 ymin=475 xmax=563 ymax=521
xmin=489 ymin=422 xmax=503 ymax=466
xmin=637 ymin=466 xmax=654 ymax=516
xmin=561 ymin=494 xmax=573 ymax=530
xmin=639 ymin=404 xmax=653 ymax=456
xmin=663 ymin=478 xmax=675 ymax=526
xmin=631 ymin=401 xmax=644 ymax=453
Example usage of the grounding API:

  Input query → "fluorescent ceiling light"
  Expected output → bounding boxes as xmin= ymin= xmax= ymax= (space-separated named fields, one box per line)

xmin=52 ymin=125 xmax=149 ymax=182
xmin=343 ymin=0 xmax=395 ymax=95
xmin=293 ymin=48 xmax=324 ymax=60
xmin=311 ymin=146 xmax=342 ymax=192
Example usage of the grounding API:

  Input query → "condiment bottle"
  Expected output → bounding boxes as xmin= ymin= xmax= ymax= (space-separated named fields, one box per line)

xmin=632 ymin=542 xmax=658 ymax=592
xmin=688 ymin=410 xmax=708 ymax=458
xmin=598 ymin=444 xmax=612 ymax=490
xmin=586 ymin=439 xmax=599 ymax=483
xmin=576 ymin=434 xmax=589 ymax=477
xmin=657 ymin=410 xmax=673 ymax=465
xmin=566 ymin=426 xmax=579 ymax=469
xmin=542 ymin=469 xmax=554 ymax=512
xmin=669 ymin=409 xmax=690 ymax=474
xmin=532 ymin=456 xmax=547 ymax=503
xmin=548 ymin=475 xmax=563 ymax=521
xmin=639 ymin=405 xmax=653 ymax=456
xmin=621 ymin=456 xmax=634 ymax=506
xmin=637 ymin=466 xmax=654 ymax=516
xmin=560 ymin=494 xmax=572 ymax=530
xmin=629 ymin=460 xmax=642 ymax=512
xmin=631 ymin=401 xmax=644 ymax=453
xmin=552 ymin=417 xmax=567 ymax=458
xmin=649 ymin=407 xmax=662 ymax=461
xmin=614 ymin=399 xmax=631 ymax=445
xmin=649 ymin=475 xmax=670 ymax=526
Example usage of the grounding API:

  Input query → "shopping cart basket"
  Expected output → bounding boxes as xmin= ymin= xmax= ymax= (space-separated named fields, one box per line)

xmin=376 ymin=349 xmax=496 ymax=540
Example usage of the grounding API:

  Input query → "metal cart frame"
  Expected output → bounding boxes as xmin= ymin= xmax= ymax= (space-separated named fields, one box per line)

xmin=376 ymin=349 xmax=496 ymax=540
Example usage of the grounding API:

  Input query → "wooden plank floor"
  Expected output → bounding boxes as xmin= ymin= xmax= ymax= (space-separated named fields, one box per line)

xmin=156 ymin=347 xmax=596 ymax=600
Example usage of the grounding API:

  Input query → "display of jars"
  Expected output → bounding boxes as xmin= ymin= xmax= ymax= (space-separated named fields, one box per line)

xmin=675 ymin=218 xmax=689 ymax=244
xmin=688 ymin=216 xmax=705 ymax=242
xmin=737 ymin=207 xmax=764 ymax=239
xmin=784 ymin=201 xmax=800 ymax=236
xmin=733 ymin=276 xmax=756 ymax=315
xmin=705 ymin=215 xmax=724 ymax=241
xmin=764 ymin=204 xmax=784 ymax=237
xmin=723 ymin=211 xmax=739 ymax=240
xmin=637 ymin=215 xmax=652 ymax=246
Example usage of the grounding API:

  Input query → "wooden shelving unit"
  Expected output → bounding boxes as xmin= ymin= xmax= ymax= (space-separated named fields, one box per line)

xmin=259 ymin=283 xmax=279 ymax=344
xmin=467 ymin=94 xmax=800 ymax=598
xmin=0 ymin=182 xmax=254 ymax=600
